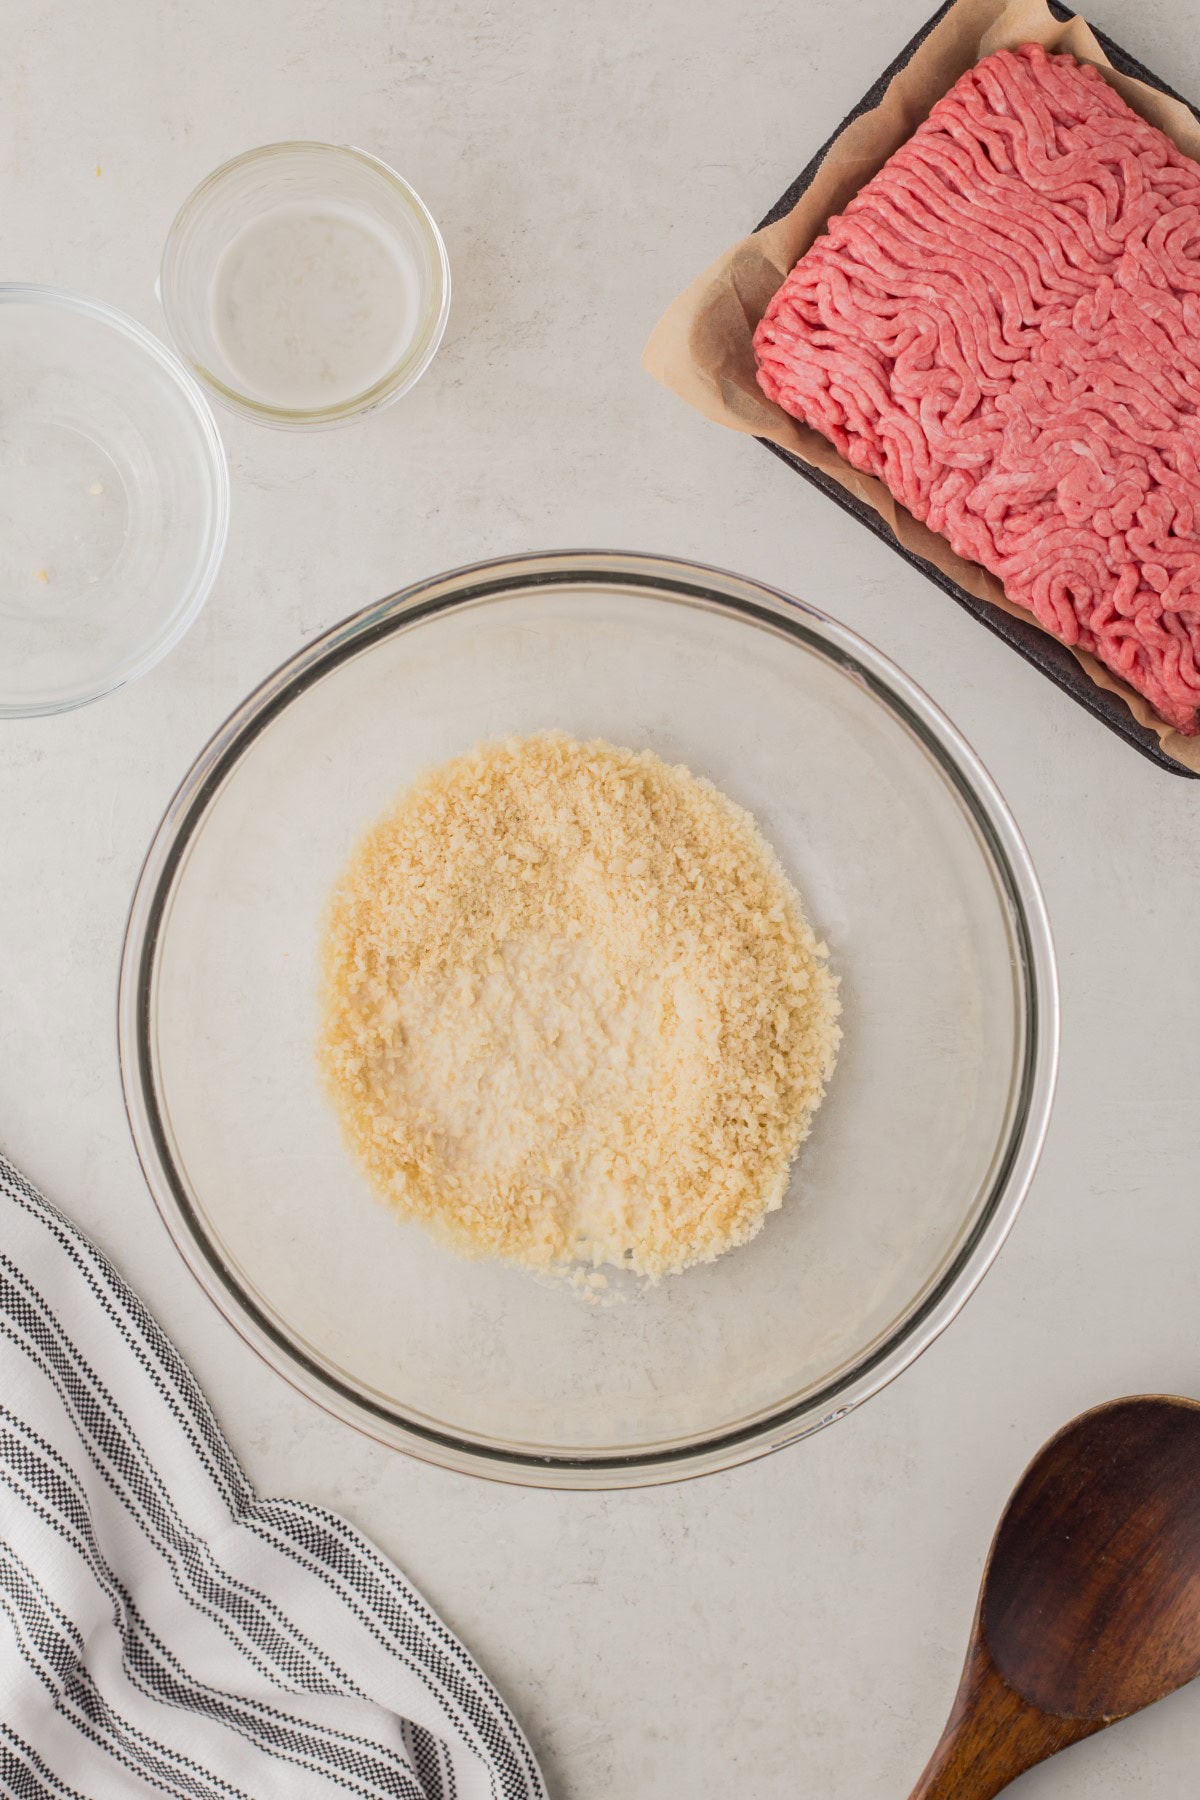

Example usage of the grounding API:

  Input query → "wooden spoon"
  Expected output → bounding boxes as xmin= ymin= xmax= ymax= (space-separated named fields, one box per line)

xmin=909 ymin=1395 xmax=1200 ymax=1798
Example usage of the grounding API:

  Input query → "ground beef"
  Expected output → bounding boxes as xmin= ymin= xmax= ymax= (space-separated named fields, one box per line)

xmin=754 ymin=43 xmax=1200 ymax=734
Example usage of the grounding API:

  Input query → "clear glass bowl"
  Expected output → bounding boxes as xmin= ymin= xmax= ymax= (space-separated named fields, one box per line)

xmin=119 ymin=552 xmax=1058 ymax=1488
xmin=159 ymin=143 xmax=451 ymax=429
xmin=0 ymin=286 xmax=229 ymax=718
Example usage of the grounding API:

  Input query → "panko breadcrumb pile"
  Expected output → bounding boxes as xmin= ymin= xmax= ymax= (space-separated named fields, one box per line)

xmin=319 ymin=732 xmax=840 ymax=1281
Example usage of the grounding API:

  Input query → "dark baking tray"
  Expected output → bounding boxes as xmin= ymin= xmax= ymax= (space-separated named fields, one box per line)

xmin=755 ymin=0 xmax=1200 ymax=777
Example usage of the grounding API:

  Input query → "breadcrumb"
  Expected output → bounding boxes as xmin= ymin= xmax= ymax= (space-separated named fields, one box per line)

xmin=319 ymin=733 xmax=841 ymax=1279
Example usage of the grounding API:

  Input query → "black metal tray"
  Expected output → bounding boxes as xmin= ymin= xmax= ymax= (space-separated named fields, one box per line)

xmin=755 ymin=0 xmax=1200 ymax=777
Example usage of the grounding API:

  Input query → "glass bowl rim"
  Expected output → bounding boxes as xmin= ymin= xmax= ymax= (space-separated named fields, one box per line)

xmin=0 ymin=282 xmax=230 ymax=719
xmin=158 ymin=141 xmax=452 ymax=430
xmin=117 ymin=549 xmax=1060 ymax=1488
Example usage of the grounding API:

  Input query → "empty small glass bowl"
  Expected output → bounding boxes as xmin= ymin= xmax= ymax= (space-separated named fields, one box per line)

xmin=159 ymin=143 xmax=451 ymax=429
xmin=0 ymin=286 xmax=229 ymax=718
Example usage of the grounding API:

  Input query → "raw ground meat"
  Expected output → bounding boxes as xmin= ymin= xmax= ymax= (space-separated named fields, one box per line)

xmin=754 ymin=43 xmax=1200 ymax=734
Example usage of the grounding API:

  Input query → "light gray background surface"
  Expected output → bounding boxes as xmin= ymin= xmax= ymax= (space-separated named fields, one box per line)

xmin=3 ymin=1 xmax=1199 ymax=1792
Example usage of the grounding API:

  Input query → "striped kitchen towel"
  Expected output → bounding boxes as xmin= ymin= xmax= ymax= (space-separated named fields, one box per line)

xmin=0 ymin=1152 xmax=546 ymax=1800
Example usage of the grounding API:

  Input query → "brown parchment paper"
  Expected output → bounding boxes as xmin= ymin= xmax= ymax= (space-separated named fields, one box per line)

xmin=644 ymin=0 xmax=1200 ymax=771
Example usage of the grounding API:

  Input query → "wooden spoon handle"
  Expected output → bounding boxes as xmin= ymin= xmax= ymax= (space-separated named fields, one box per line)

xmin=908 ymin=1642 xmax=1099 ymax=1799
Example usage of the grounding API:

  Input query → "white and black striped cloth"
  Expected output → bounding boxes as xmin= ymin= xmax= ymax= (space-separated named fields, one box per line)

xmin=0 ymin=1153 xmax=546 ymax=1800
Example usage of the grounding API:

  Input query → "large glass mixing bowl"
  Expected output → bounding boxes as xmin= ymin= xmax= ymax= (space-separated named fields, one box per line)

xmin=119 ymin=552 xmax=1058 ymax=1487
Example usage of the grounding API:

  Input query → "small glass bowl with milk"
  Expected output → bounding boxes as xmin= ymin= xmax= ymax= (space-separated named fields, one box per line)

xmin=160 ymin=142 xmax=450 ymax=429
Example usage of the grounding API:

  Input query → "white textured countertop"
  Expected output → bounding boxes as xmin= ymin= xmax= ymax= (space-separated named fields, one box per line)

xmin=5 ymin=1 xmax=1200 ymax=1792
